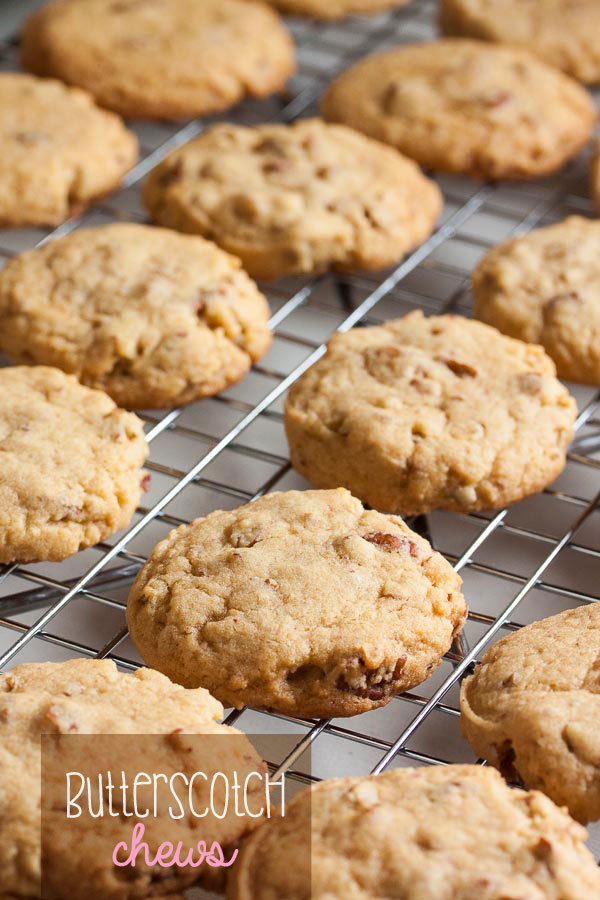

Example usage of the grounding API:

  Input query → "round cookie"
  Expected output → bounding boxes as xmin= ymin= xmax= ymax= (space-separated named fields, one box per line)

xmin=127 ymin=488 xmax=466 ymax=718
xmin=0 ymin=658 xmax=267 ymax=900
xmin=228 ymin=764 xmax=600 ymax=899
xmin=21 ymin=0 xmax=295 ymax=121
xmin=257 ymin=0 xmax=411 ymax=19
xmin=321 ymin=39 xmax=596 ymax=180
xmin=473 ymin=217 xmax=600 ymax=385
xmin=461 ymin=603 xmax=600 ymax=825
xmin=142 ymin=119 xmax=442 ymax=281
xmin=440 ymin=0 xmax=600 ymax=84
xmin=284 ymin=312 xmax=577 ymax=515
xmin=0 ymin=366 xmax=148 ymax=563
xmin=0 ymin=224 xmax=272 ymax=409
xmin=0 ymin=73 xmax=137 ymax=227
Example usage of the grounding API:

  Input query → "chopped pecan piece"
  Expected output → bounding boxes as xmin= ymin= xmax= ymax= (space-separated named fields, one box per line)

xmin=533 ymin=837 xmax=553 ymax=860
xmin=364 ymin=532 xmax=420 ymax=557
xmin=441 ymin=359 xmax=477 ymax=378
xmin=366 ymin=686 xmax=385 ymax=700
xmin=393 ymin=655 xmax=407 ymax=680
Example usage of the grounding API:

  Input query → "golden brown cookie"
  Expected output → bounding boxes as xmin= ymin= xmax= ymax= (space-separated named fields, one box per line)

xmin=440 ymin=0 xmax=600 ymax=84
xmin=22 ymin=0 xmax=295 ymax=121
xmin=0 ymin=658 xmax=267 ymax=899
xmin=0 ymin=366 xmax=148 ymax=563
xmin=473 ymin=216 xmax=600 ymax=385
xmin=142 ymin=119 xmax=442 ymax=281
xmin=0 ymin=224 xmax=272 ymax=409
xmin=127 ymin=488 xmax=466 ymax=718
xmin=228 ymin=765 xmax=600 ymax=899
xmin=461 ymin=602 xmax=600 ymax=824
xmin=0 ymin=73 xmax=137 ymax=226
xmin=322 ymin=39 xmax=596 ymax=180
xmin=285 ymin=312 xmax=577 ymax=515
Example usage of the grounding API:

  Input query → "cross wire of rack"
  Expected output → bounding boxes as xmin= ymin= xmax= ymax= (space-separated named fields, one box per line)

xmin=1 ymin=0 xmax=599 ymax=866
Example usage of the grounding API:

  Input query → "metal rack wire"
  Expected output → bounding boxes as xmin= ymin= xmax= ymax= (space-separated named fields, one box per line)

xmin=1 ymin=0 xmax=599 ymax=878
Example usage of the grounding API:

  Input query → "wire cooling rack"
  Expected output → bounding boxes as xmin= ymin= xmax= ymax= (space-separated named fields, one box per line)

xmin=1 ymin=0 xmax=599 ymax=882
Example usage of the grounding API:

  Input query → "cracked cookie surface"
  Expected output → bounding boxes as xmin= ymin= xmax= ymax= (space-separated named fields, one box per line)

xmin=142 ymin=119 xmax=442 ymax=281
xmin=0 ymin=223 xmax=272 ymax=409
xmin=440 ymin=0 xmax=600 ymax=84
xmin=0 ymin=73 xmax=137 ymax=226
xmin=0 ymin=658 xmax=266 ymax=899
xmin=126 ymin=488 xmax=466 ymax=718
xmin=22 ymin=0 xmax=295 ymax=121
xmin=285 ymin=311 xmax=577 ymax=515
xmin=473 ymin=216 xmax=600 ymax=385
xmin=321 ymin=39 xmax=596 ymax=180
xmin=0 ymin=366 xmax=148 ymax=563
xmin=228 ymin=764 xmax=600 ymax=900
xmin=461 ymin=603 xmax=600 ymax=825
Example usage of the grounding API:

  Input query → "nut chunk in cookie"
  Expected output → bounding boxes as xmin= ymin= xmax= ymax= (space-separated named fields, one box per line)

xmin=0 ymin=224 xmax=272 ymax=409
xmin=0 ymin=366 xmax=148 ymax=563
xmin=228 ymin=765 xmax=600 ymax=900
xmin=0 ymin=73 xmax=137 ymax=226
xmin=142 ymin=119 xmax=442 ymax=281
xmin=21 ymin=0 xmax=295 ymax=121
xmin=322 ymin=39 xmax=596 ymax=180
xmin=461 ymin=602 xmax=600 ymax=824
xmin=127 ymin=488 xmax=466 ymax=718
xmin=285 ymin=311 xmax=576 ymax=515
xmin=0 ymin=658 xmax=267 ymax=899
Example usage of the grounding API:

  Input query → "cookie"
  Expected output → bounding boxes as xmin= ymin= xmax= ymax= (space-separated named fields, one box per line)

xmin=0 ymin=366 xmax=148 ymax=563
xmin=0 ymin=224 xmax=272 ymax=409
xmin=22 ymin=0 xmax=295 ymax=121
xmin=0 ymin=658 xmax=267 ymax=899
xmin=228 ymin=764 xmax=600 ymax=899
xmin=126 ymin=488 xmax=466 ymax=718
xmin=440 ymin=0 xmax=600 ymax=84
xmin=285 ymin=311 xmax=577 ymax=515
xmin=461 ymin=603 xmax=600 ymax=825
xmin=142 ymin=119 xmax=442 ymax=281
xmin=473 ymin=216 xmax=600 ymax=385
xmin=0 ymin=73 xmax=137 ymax=227
xmin=322 ymin=39 xmax=596 ymax=180
xmin=257 ymin=0 xmax=412 ymax=19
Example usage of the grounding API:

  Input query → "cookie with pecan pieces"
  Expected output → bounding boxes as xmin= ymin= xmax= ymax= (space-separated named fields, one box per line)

xmin=127 ymin=488 xmax=466 ymax=717
xmin=0 ymin=73 xmax=137 ymax=226
xmin=0 ymin=658 xmax=266 ymax=899
xmin=142 ymin=119 xmax=441 ymax=281
xmin=461 ymin=602 xmax=600 ymax=824
xmin=228 ymin=765 xmax=600 ymax=900
xmin=285 ymin=312 xmax=577 ymax=515
xmin=473 ymin=216 xmax=600 ymax=385
xmin=322 ymin=39 xmax=596 ymax=180
xmin=21 ymin=0 xmax=295 ymax=121
xmin=0 ymin=366 xmax=148 ymax=563
xmin=0 ymin=223 xmax=272 ymax=409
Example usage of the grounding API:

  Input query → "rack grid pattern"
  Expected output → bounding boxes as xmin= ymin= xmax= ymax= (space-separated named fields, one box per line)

xmin=1 ymin=0 xmax=599 ymax=873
